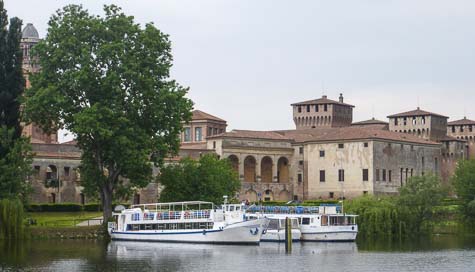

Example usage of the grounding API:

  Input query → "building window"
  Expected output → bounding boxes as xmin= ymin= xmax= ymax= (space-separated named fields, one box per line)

xmin=213 ymin=141 xmax=216 ymax=149
xmin=388 ymin=170 xmax=392 ymax=182
xmin=394 ymin=118 xmax=398 ymax=126
xmin=34 ymin=165 xmax=40 ymax=177
xmin=362 ymin=169 xmax=369 ymax=181
xmin=208 ymin=127 xmax=213 ymax=136
xmin=422 ymin=116 xmax=426 ymax=124
xmin=195 ymin=127 xmax=202 ymax=141
xmin=324 ymin=104 xmax=328 ymax=112
xmin=338 ymin=143 xmax=344 ymax=149
xmin=403 ymin=117 xmax=407 ymax=125
xmin=299 ymin=160 xmax=304 ymax=166
xmin=298 ymin=173 xmax=303 ymax=183
xmin=410 ymin=168 xmax=413 ymax=177
xmin=338 ymin=169 xmax=345 ymax=182
xmin=184 ymin=127 xmax=191 ymax=142
xmin=364 ymin=142 xmax=368 ymax=148
xmin=298 ymin=106 xmax=302 ymax=113
xmin=412 ymin=117 xmax=416 ymax=125
xmin=319 ymin=170 xmax=325 ymax=182
xmin=306 ymin=105 xmax=310 ymax=112
xmin=435 ymin=157 xmax=438 ymax=172
xmin=64 ymin=167 xmax=70 ymax=177
xmin=382 ymin=169 xmax=386 ymax=181
xmin=329 ymin=192 xmax=334 ymax=199
xmin=315 ymin=105 xmax=319 ymax=112
xmin=376 ymin=169 xmax=380 ymax=181
xmin=363 ymin=191 xmax=368 ymax=195
xmin=299 ymin=147 xmax=304 ymax=154
xmin=451 ymin=126 xmax=455 ymax=133
xmin=319 ymin=150 xmax=325 ymax=157
xmin=411 ymin=145 xmax=414 ymax=151
xmin=470 ymin=125 xmax=473 ymax=132
xmin=400 ymin=144 xmax=404 ymax=150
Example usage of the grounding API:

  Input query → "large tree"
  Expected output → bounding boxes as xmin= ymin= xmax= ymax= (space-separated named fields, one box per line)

xmin=452 ymin=159 xmax=475 ymax=221
xmin=25 ymin=5 xmax=193 ymax=221
xmin=398 ymin=175 xmax=445 ymax=233
xmin=0 ymin=0 xmax=32 ymax=201
xmin=159 ymin=154 xmax=241 ymax=204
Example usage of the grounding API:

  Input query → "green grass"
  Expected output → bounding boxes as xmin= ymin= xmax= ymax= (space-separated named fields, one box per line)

xmin=26 ymin=212 xmax=103 ymax=228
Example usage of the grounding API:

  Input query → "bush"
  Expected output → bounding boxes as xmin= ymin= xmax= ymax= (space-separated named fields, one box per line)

xmin=26 ymin=203 xmax=82 ymax=212
xmin=0 ymin=199 xmax=26 ymax=239
xmin=83 ymin=203 xmax=101 ymax=212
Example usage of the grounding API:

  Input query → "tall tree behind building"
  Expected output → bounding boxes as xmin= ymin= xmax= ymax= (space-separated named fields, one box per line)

xmin=24 ymin=5 xmax=193 ymax=223
xmin=0 ymin=0 xmax=32 ymax=201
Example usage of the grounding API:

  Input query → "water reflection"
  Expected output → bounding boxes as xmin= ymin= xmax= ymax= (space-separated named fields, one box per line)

xmin=1 ymin=237 xmax=475 ymax=272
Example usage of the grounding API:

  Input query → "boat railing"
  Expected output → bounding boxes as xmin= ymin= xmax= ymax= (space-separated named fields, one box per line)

xmin=245 ymin=205 xmax=342 ymax=214
xmin=131 ymin=210 xmax=212 ymax=221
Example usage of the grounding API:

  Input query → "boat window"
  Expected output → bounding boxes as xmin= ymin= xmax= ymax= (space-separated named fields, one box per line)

xmin=236 ymin=206 xmax=240 ymax=211
xmin=321 ymin=215 xmax=328 ymax=226
xmin=291 ymin=219 xmax=299 ymax=229
xmin=230 ymin=206 xmax=235 ymax=212
xmin=268 ymin=219 xmax=279 ymax=229
xmin=302 ymin=217 xmax=310 ymax=225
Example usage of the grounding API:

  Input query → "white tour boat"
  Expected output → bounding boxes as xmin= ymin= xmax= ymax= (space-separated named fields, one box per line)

xmin=246 ymin=205 xmax=358 ymax=242
xmin=108 ymin=200 xmax=269 ymax=245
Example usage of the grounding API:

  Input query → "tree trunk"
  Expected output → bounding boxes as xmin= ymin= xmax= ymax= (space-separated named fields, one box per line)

xmin=101 ymin=183 xmax=113 ymax=228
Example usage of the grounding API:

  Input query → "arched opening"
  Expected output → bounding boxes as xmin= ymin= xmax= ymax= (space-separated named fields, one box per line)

xmin=228 ymin=155 xmax=239 ymax=174
xmin=264 ymin=189 xmax=274 ymax=202
xmin=261 ymin=156 xmax=273 ymax=183
xmin=133 ymin=193 xmax=140 ymax=205
xmin=46 ymin=165 xmax=58 ymax=180
xmin=49 ymin=193 xmax=56 ymax=204
xmin=80 ymin=193 xmax=85 ymax=205
xmin=278 ymin=190 xmax=290 ymax=201
xmin=245 ymin=190 xmax=258 ymax=202
xmin=244 ymin=156 xmax=256 ymax=182
xmin=277 ymin=157 xmax=289 ymax=183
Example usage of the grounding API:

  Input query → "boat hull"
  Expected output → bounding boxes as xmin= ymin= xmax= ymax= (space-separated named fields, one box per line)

xmin=261 ymin=229 xmax=301 ymax=242
xmin=110 ymin=219 xmax=268 ymax=245
xmin=301 ymin=230 xmax=357 ymax=242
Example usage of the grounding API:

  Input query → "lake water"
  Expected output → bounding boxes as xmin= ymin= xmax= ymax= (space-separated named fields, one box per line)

xmin=1 ymin=236 xmax=475 ymax=271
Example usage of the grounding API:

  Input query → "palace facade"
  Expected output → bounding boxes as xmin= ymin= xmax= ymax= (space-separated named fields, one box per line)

xmin=21 ymin=24 xmax=474 ymax=204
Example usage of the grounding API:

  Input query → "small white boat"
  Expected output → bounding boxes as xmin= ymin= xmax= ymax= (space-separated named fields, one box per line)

xmin=246 ymin=214 xmax=301 ymax=242
xmin=108 ymin=200 xmax=269 ymax=245
xmin=246 ymin=205 xmax=358 ymax=242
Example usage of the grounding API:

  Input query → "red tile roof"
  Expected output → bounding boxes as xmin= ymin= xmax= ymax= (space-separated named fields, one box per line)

xmin=291 ymin=96 xmax=354 ymax=107
xmin=387 ymin=107 xmax=448 ymax=118
xmin=276 ymin=127 xmax=440 ymax=145
xmin=351 ymin=118 xmax=388 ymax=126
xmin=208 ymin=130 xmax=293 ymax=141
xmin=448 ymin=117 xmax=475 ymax=126
xmin=192 ymin=110 xmax=226 ymax=122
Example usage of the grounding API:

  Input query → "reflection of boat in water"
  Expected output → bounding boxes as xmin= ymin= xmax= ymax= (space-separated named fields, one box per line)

xmin=108 ymin=200 xmax=268 ymax=245
xmin=246 ymin=205 xmax=358 ymax=242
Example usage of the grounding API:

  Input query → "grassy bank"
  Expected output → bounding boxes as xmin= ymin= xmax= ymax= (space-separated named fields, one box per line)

xmin=26 ymin=212 xmax=102 ymax=228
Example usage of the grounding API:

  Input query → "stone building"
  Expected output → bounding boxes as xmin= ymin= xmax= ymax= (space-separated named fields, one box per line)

xmin=20 ymin=23 xmax=58 ymax=144
xmin=387 ymin=107 xmax=448 ymax=141
xmin=447 ymin=117 xmax=475 ymax=159
xmin=292 ymin=94 xmax=354 ymax=129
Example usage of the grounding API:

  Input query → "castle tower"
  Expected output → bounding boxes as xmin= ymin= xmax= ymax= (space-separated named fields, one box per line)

xmin=291 ymin=94 xmax=354 ymax=129
xmin=447 ymin=117 xmax=475 ymax=159
xmin=387 ymin=107 xmax=448 ymax=141
xmin=20 ymin=23 xmax=58 ymax=144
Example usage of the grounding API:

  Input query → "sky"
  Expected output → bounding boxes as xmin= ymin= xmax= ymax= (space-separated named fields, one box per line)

xmin=5 ymin=0 xmax=475 ymax=140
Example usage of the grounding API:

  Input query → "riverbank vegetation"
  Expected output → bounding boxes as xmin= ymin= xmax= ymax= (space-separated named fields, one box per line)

xmin=159 ymin=154 xmax=241 ymax=204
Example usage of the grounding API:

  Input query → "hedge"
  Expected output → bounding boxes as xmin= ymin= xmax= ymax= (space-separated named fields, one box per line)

xmin=26 ymin=203 xmax=129 ymax=212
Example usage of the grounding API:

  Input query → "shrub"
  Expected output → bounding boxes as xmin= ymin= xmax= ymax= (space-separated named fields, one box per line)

xmin=0 ymin=199 xmax=25 ymax=239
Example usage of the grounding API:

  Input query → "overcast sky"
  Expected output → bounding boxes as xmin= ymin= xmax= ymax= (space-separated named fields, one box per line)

xmin=6 ymin=0 xmax=475 ymax=139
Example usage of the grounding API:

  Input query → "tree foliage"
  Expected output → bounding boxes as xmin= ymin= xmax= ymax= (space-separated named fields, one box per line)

xmin=452 ymin=159 xmax=475 ymax=221
xmin=397 ymin=175 xmax=445 ymax=233
xmin=0 ymin=198 xmax=25 ymax=239
xmin=159 ymin=154 xmax=241 ymax=204
xmin=24 ymin=5 xmax=193 ymax=221
xmin=346 ymin=175 xmax=445 ymax=238
xmin=0 ymin=1 xmax=32 ymax=201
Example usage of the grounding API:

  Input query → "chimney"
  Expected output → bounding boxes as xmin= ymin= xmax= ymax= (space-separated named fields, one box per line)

xmin=339 ymin=93 xmax=344 ymax=103
xmin=322 ymin=95 xmax=327 ymax=99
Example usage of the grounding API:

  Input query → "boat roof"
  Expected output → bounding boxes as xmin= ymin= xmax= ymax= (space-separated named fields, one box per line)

xmin=131 ymin=201 xmax=215 ymax=209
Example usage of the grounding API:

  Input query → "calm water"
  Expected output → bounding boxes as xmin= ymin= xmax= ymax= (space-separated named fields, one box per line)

xmin=1 ymin=236 xmax=475 ymax=272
